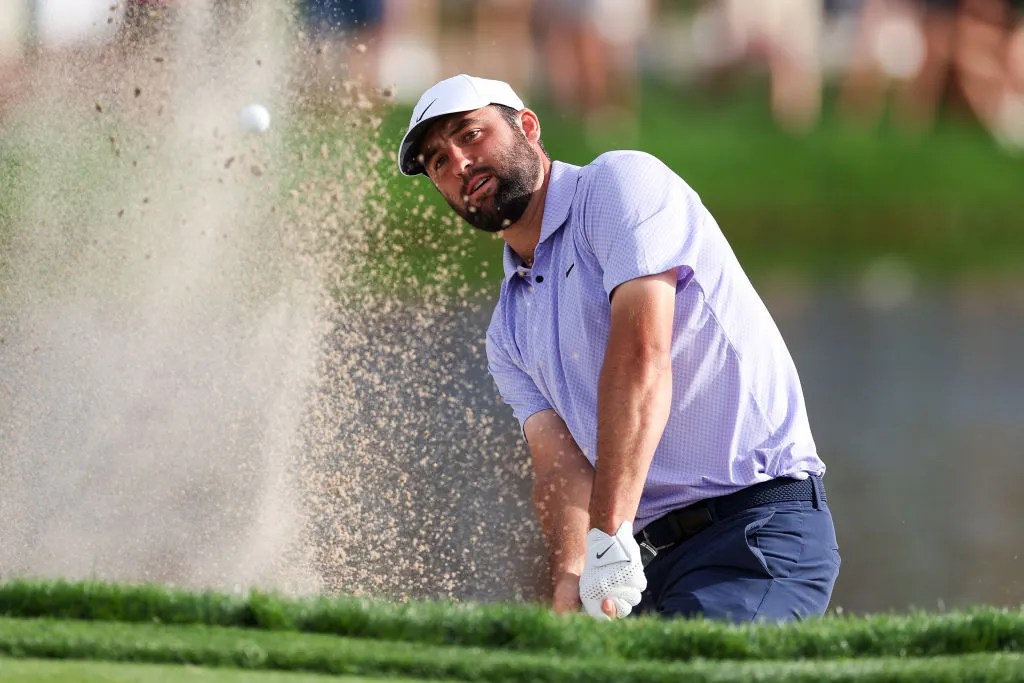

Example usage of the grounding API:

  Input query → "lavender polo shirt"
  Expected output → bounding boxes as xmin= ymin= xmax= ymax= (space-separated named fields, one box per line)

xmin=484 ymin=152 xmax=825 ymax=532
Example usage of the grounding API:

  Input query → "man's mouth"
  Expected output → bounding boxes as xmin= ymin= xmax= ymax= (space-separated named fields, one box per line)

xmin=465 ymin=174 xmax=492 ymax=201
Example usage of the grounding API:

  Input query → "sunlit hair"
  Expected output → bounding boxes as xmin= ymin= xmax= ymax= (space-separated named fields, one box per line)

xmin=491 ymin=104 xmax=550 ymax=159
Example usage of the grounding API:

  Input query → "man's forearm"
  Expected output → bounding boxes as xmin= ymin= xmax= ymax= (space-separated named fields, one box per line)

xmin=589 ymin=271 xmax=677 ymax=534
xmin=524 ymin=410 xmax=596 ymax=588
xmin=590 ymin=343 xmax=672 ymax=533
xmin=533 ymin=450 xmax=593 ymax=580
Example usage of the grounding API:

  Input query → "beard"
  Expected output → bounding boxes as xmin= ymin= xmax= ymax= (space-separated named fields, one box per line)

xmin=446 ymin=131 xmax=541 ymax=233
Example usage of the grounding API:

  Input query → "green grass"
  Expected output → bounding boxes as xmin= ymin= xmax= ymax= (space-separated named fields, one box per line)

xmin=1 ymin=580 xmax=1023 ymax=682
xmin=1 ymin=617 xmax=1023 ymax=683
xmin=0 ymin=656 xmax=417 ymax=683
xmin=3 ymin=579 xmax=1024 ymax=661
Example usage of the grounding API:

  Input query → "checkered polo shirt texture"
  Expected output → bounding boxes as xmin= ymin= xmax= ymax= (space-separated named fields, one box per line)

xmin=485 ymin=152 xmax=824 ymax=531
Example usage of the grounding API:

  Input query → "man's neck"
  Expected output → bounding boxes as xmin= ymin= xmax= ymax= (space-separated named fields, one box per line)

xmin=501 ymin=159 xmax=552 ymax=267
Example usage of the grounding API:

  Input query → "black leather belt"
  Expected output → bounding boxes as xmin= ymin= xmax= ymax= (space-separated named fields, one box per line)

xmin=634 ymin=475 xmax=827 ymax=566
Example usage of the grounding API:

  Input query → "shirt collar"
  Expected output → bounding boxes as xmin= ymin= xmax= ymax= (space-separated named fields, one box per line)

xmin=502 ymin=160 xmax=582 ymax=281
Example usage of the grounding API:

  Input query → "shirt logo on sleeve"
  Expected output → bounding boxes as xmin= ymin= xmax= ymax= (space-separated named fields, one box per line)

xmin=565 ymin=263 xmax=575 ymax=278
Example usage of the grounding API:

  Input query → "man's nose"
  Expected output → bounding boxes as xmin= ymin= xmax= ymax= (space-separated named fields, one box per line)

xmin=450 ymin=146 xmax=472 ymax=178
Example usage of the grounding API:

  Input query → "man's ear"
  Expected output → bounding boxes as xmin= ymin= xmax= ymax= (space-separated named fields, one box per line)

xmin=519 ymin=108 xmax=541 ymax=143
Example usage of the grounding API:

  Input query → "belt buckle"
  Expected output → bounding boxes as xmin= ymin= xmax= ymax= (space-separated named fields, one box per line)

xmin=680 ymin=506 xmax=714 ymax=536
xmin=638 ymin=528 xmax=674 ymax=568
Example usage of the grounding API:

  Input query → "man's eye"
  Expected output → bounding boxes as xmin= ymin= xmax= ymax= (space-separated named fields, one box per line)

xmin=434 ymin=155 xmax=447 ymax=171
xmin=464 ymin=129 xmax=480 ymax=142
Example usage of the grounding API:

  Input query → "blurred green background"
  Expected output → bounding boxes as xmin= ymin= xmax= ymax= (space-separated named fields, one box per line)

xmin=375 ymin=81 xmax=1024 ymax=289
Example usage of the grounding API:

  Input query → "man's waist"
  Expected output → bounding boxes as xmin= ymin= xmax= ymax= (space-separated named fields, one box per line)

xmin=635 ymin=475 xmax=827 ymax=552
xmin=634 ymin=451 xmax=825 ymax=527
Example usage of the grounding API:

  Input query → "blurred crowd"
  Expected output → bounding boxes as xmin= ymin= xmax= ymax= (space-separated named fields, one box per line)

xmin=1 ymin=0 xmax=1023 ymax=148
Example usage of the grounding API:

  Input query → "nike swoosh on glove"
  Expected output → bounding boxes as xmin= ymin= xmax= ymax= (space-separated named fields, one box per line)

xmin=579 ymin=520 xmax=647 ymax=620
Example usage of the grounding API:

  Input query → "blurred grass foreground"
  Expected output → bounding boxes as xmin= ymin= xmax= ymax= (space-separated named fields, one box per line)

xmin=1 ymin=579 xmax=1023 ymax=682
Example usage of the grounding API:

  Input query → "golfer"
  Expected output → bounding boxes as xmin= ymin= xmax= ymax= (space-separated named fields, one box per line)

xmin=398 ymin=74 xmax=840 ymax=622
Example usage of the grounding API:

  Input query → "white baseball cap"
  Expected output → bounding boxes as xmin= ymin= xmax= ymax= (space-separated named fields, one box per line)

xmin=398 ymin=74 xmax=525 ymax=176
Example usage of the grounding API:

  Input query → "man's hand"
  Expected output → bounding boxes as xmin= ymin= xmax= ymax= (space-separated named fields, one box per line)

xmin=551 ymin=571 xmax=582 ymax=614
xmin=579 ymin=520 xmax=646 ymax=620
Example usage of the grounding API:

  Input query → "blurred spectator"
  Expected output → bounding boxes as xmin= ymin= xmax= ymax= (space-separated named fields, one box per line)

xmin=903 ymin=0 xmax=958 ymax=129
xmin=301 ymin=0 xmax=385 ymax=39
xmin=838 ymin=0 xmax=957 ymax=130
xmin=297 ymin=0 xmax=388 ymax=105
xmin=375 ymin=0 xmax=442 ymax=103
xmin=530 ymin=0 xmax=653 ymax=143
xmin=470 ymin=0 xmax=534 ymax=90
xmin=691 ymin=0 xmax=824 ymax=132
xmin=954 ymin=0 xmax=1024 ymax=148
xmin=1007 ymin=5 xmax=1024 ymax=145
xmin=839 ymin=0 xmax=1024 ymax=146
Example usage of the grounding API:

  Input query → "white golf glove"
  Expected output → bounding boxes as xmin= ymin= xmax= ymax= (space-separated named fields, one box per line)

xmin=579 ymin=520 xmax=646 ymax=620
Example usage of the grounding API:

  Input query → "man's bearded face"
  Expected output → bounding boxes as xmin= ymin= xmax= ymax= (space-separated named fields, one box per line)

xmin=446 ymin=126 xmax=541 ymax=233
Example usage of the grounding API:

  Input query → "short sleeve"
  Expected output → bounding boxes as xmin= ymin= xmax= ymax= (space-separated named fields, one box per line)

xmin=579 ymin=152 xmax=701 ymax=296
xmin=486 ymin=316 xmax=552 ymax=438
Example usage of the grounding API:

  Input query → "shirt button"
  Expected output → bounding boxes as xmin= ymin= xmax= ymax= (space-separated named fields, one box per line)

xmin=535 ymin=275 xmax=544 ymax=283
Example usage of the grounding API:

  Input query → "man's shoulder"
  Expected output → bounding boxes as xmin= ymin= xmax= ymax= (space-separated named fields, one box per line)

xmin=584 ymin=150 xmax=671 ymax=175
xmin=569 ymin=151 xmax=693 ymax=210
xmin=576 ymin=150 xmax=679 ymax=194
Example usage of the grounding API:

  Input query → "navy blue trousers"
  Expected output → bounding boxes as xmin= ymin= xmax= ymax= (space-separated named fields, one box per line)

xmin=633 ymin=500 xmax=840 ymax=622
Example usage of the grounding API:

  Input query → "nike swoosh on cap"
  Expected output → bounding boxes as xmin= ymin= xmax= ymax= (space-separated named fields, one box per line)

xmin=415 ymin=98 xmax=438 ymax=123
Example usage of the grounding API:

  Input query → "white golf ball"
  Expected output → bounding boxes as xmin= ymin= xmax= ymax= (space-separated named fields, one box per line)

xmin=238 ymin=103 xmax=271 ymax=133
